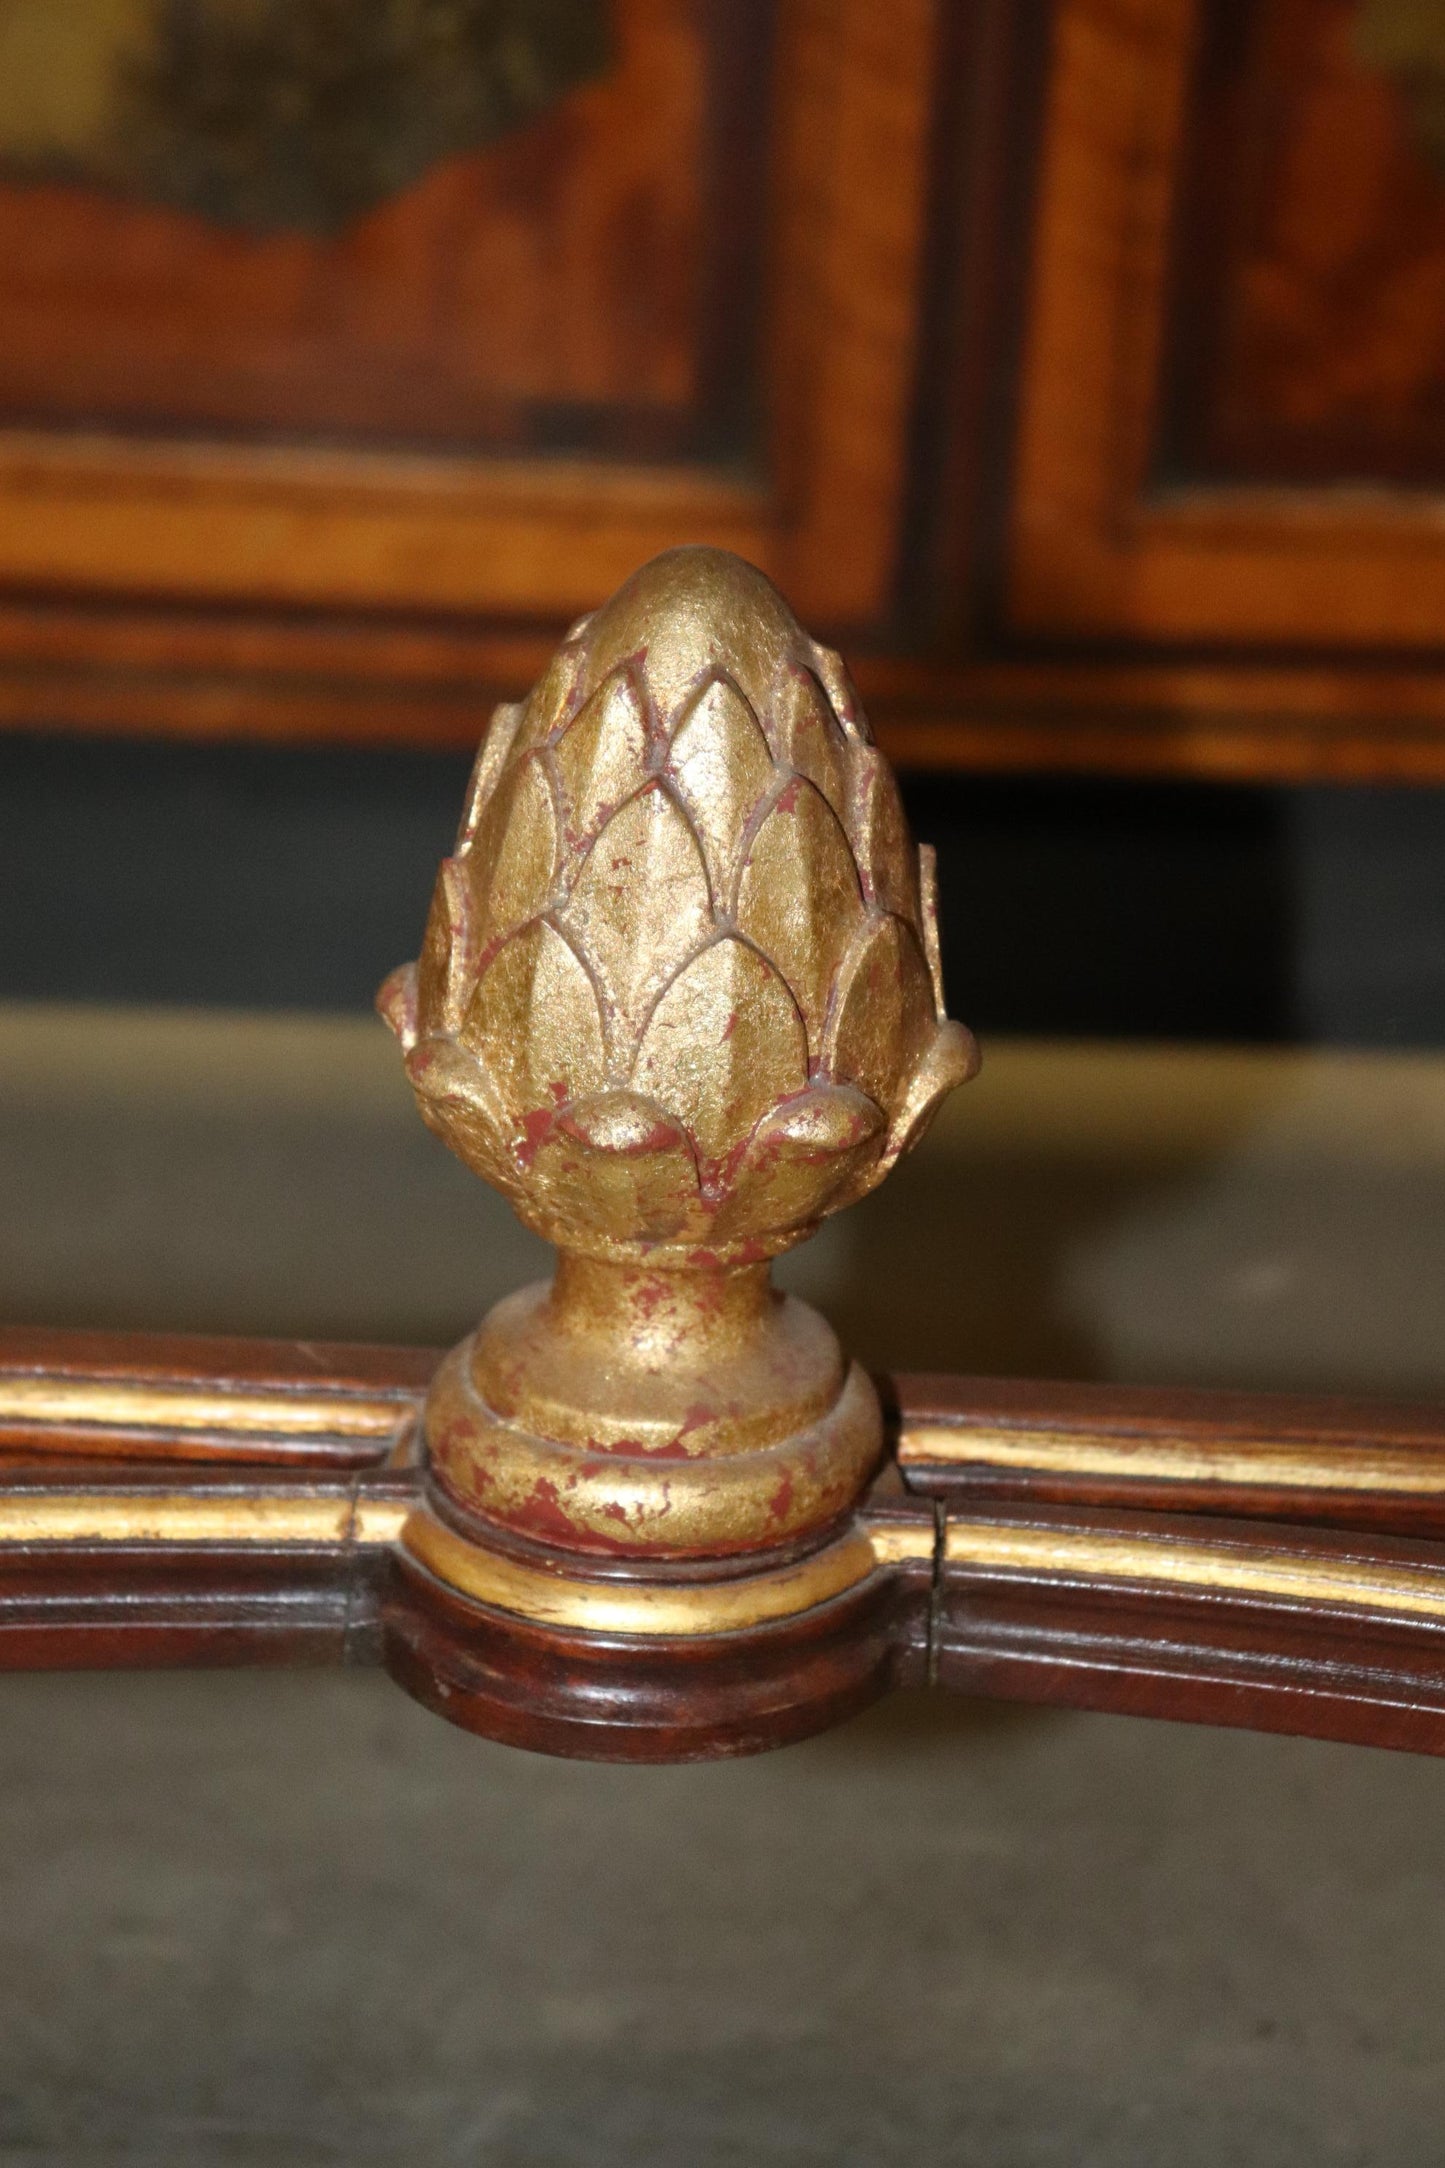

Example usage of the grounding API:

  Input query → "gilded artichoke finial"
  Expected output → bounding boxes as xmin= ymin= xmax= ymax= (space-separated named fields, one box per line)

xmin=380 ymin=546 xmax=976 ymax=1261
xmin=380 ymin=547 xmax=976 ymax=1568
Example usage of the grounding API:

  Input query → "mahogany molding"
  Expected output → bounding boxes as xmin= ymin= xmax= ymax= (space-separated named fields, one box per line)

xmin=0 ymin=1323 xmax=429 ymax=1467
xmin=4 ymin=1327 xmax=1445 ymax=1763
xmin=896 ymin=1373 xmax=1445 ymax=1537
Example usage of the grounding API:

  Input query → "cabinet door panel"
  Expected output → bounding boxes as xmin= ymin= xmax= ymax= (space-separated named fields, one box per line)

xmin=1008 ymin=0 xmax=1445 ymax=652
xmin=0 ymin=0 xmax=935 ymax=726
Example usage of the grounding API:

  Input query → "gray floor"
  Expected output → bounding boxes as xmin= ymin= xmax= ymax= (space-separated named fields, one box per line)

xmin=1 ymin=1012 xmax=1444 ymax=2163
xmin=1 ymin=1674 xmax=1442 ymax=2167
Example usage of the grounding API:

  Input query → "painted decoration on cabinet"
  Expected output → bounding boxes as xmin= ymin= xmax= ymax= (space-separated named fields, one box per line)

xmin=0 ymin=0 xmax=610 ymax=230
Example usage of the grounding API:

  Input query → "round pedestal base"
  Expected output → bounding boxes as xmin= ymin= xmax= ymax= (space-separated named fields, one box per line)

xmin=381 ymin=1531 xmax=907 ymax=1762
xmin=425 ymin=1260 xmax=883 ymax=1558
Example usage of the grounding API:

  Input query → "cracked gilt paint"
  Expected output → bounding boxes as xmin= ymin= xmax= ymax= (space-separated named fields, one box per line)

xmin=381 ymin=547 xmax=977 ymax=1557
xmin=381 ymin=546 xmax=977 ymax=1268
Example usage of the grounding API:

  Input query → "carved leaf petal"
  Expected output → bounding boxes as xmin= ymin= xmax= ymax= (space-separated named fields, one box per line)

xmin=566 ymin=546 xmax=809 ymax=744
xmin=711 ymin=1084 xmax=884 ymax=1243
xmin=511 ymin=637 xmax=587 ymax=753
xmin=457 ymin=701 xmax=525 ymax=847
xmin=376 ymin=961 xmax=419 ymax=1051
xmin=403 ymin=1037 xmax=520 ymax=1201
xmin=735 ymin=777 xmax=866 ymax=1057
xmin=529 ymin=1090 xmax=703 ymax=1246
xmin=554 ymin=669 xmax=652 ymax=847
xmin=561 ymin=1091 xmax=690 ymax=1154
xmin=414 ymin=858 xmax=478 ymax=1037
xmin=561 ymin=783 xmax=714 ymax=1055
xmin=823 ymin=913 xmax=936 ymax=1114
xmin=459 ymin=919 xmax=606 ymax=1140
xmin=666 ymin=675 xmax=775 ymax=907
xmin=918 ymin=842 xmax=946 ymax=1016
xmin=632 ymin=935 xmax=808 ymax=1178
xmin=888 ymin=1019 xmax=979 ymax=1163
xmin=811 ymin=643 xmax=869 ymax=742
xmin=777 ymin=668 xmax=848 ymax=824
xmin=460 ymin=750 xmax=559 ymax=964
xmin=850 ymin=746 xmax=920 ymax=927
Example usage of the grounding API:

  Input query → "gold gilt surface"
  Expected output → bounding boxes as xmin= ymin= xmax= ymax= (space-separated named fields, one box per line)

xmin=902 ymin=1424 xmax=1445 ymax=1498
xmin=403 ymin=1513 xmax=894 ymax=1638
xmin=424 ymin=1330 xmax=882 ymax=1557
xmin=0 ymin=1377 xmax=405 ymax=1441
xmin=379 ymin=548 xmax=978 ymax=1565
xmin=13 ymin=1490 xmax=1445 ymax=1641
xmin=0 ymin=1490 xmax=409 ymax=1547
xmin=379 ymin=546 xmax=977 ymax=1271
xmin=943 ymin=1519 xmax=1445 ymax=1626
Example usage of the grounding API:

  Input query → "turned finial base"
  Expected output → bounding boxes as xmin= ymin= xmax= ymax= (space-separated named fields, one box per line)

xmin=417 ymin=1255 xmax=882 ymax=1561
xmin=384 ymin=1256 xmax=896 ymax=1760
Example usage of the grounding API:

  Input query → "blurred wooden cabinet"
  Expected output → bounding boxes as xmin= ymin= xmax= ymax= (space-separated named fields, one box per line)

xmin=966 ymin=0 xmax=1445 ymax=776
xmin=3 ymin=0 xmax=1445 ymax=777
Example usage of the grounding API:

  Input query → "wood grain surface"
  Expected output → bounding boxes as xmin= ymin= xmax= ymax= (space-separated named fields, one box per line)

xmin=0 ymin=1459 xmax=414 ymax=1669
xmin=1167 ymin=0 xmax=1445 ymax=485
xmin=0 ymin=0 xmax=926 ymax=640
xmin=0 ymin=0 xmax=737 ymax=455
xmin=2 ymin=0 xmax=1445 ymax=772
xmin=1006 ymin=0 xmax=1445 ymax=656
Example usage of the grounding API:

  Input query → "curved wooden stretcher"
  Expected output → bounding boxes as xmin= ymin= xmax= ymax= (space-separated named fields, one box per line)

xmin=3 ymin=1329 xmax=1444 ymax=1761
